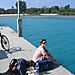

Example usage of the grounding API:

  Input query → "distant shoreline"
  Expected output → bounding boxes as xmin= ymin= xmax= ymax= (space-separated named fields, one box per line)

xmin=0 ymin=14 xmax=75 ymax=17
xmin=0 ymin=14 xmax=59 ymax=17
xmin=0 ymin=14 xmax=23 ymax=17
xmin=40 ymin=14 xmax=58 ymax=16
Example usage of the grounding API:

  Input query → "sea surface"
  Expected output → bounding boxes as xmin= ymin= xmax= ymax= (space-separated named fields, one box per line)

xmin=0 ymin=16 xmax=75 ymax=74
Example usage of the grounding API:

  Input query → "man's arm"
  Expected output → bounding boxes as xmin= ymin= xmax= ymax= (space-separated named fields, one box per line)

xmin=45 ymin=52 xmax=60 ymax=66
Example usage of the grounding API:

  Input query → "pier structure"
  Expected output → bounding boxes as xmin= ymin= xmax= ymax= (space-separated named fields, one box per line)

xmin=0 ymin=27 xmax=73 ymax=75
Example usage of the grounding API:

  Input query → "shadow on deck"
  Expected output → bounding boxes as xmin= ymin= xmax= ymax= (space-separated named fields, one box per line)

xmin=0 ymin=50 xmax=8 ymax=60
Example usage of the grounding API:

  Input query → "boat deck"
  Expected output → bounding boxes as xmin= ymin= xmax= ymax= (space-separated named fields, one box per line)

xmin=0 ymin=27 xmax=73 ymax=75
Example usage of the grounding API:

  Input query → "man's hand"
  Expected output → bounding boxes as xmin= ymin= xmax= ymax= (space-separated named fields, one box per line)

xmin=49 ymin=56 xmax=60 ymax=66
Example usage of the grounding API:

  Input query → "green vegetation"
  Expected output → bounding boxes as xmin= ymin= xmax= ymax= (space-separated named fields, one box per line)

xmin=15 ymin=1 xmax=26 ymax=14
xmin=0 ymin=1 xmax=75 ymax=16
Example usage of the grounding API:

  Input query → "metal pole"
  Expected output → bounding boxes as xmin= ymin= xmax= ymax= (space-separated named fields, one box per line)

xmin=17 ymin=0 xmax=22 ymax=37
xmin=18 ymin=0 xmax=20 ymax=18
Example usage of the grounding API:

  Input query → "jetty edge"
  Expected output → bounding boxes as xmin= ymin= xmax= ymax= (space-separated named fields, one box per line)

xmin=0 ymin=26 xmax=74 ymax=75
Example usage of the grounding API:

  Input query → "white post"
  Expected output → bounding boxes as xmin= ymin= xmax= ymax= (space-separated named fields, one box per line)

xmin=17 ymin=0 xmax=22 ymax=37
xmin=18 ymin=0 xmax=20 ymax=18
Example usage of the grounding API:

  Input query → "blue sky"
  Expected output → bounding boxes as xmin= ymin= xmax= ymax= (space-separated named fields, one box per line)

xmin=0 ymin=0 xmax=75 ymax=9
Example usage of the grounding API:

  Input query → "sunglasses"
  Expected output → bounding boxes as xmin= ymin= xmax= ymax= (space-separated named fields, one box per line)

xmin=42 ymin=42 xmax=47 ymax=44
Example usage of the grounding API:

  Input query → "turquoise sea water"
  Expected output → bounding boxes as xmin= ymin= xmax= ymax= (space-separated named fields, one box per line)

xmin=0 ymin=16 xmax=75 ymax=74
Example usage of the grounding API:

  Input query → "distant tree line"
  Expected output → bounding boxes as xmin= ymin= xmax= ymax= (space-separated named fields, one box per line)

xmin=26 ymin=5 xmax=75 ymax=15
xmin=0 ymin=1 xmax=75 ymax=15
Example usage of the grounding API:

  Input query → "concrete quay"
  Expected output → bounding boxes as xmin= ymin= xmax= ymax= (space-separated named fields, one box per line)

xmin=0 ymin=27 xmax=73 ymax=75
